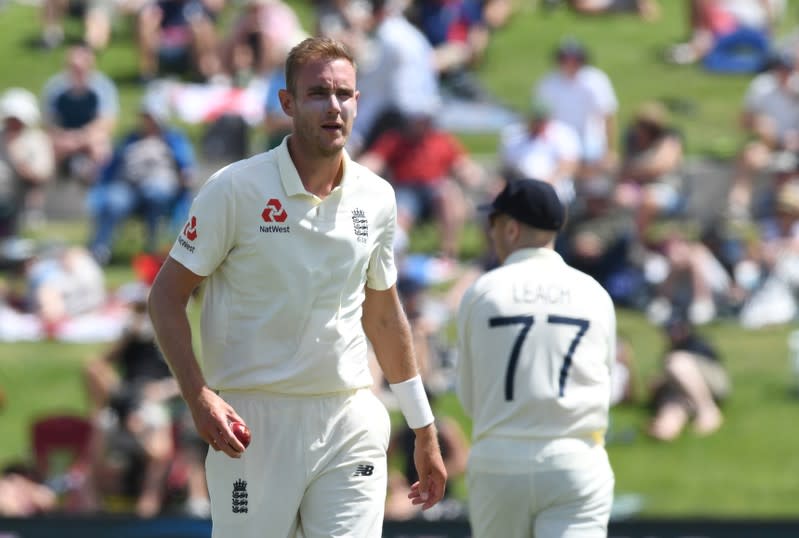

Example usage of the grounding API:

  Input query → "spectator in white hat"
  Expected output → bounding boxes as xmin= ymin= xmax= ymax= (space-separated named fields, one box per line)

xmin=0 ymin=87 xmax=55 ymax=235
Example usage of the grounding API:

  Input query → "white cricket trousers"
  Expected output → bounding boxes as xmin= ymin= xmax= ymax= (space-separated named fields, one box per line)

xmin=466 ymin=437 xmax=614 ymax=538
xmin=206 ymin=388 xmax=391 ymax=538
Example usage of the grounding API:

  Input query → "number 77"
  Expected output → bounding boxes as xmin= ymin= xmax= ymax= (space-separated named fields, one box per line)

xmin=488 ymin=315 xmax=590 ymax=401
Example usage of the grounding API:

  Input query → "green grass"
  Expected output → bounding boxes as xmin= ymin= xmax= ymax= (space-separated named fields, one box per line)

xmin=2 ymin=0 xmax=799 ymax=519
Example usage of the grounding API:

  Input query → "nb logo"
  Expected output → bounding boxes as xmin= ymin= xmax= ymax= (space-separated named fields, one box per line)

xmin=353 ymin=464 xmax=374 ymax=477
xmin=262 ymin=198 xmax=288 ymax=223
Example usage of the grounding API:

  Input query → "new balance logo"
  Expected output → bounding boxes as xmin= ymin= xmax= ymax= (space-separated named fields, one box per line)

xmin=353 ymin=464 xmax=374 ymax=477
xmin=232 ymin=478 xmax=248 ymax=514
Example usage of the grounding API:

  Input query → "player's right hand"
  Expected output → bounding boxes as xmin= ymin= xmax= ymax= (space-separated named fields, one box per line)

xmin=190 ymin=386 xmax=248 ymax=458
xmin=409 ymin=423 xmax=447 ymax=510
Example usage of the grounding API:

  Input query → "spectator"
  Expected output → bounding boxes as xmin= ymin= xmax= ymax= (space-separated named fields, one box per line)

xmin=561 ymin=176 xmax=643 ymax=306
xmin=736 ymin=179 xmax=799 ymax=328
xmin=498 ymin=100 xmax=580 ymax=206
xmin=0 ymin=88 xmax=55 ymax=235
xmin=614 ymin=101 xmax=686 ymax=233
xmin=645 ymin=227 xmax=733 ymax=326
xmin=534 ymin=37 xmax=619 ymax=183
xmin=136 ymin=0 xmax=223 ymax=82
xmin=313 ymin=0 xmax=373 ymax=45
xmin=87 ymin=97 xmax=195 ymax=266
xmin=665 ymin=0 xmax=785 ymax=69
xmin=79 ymin=284 xmax=179 ymax=517
xmin=358 ymin=105 xmax=485 ymax=259
xmin=23 ymin=245 xmax=106 ymax=336
xmin=344 ymin=0 xmax=441 ymax=156
xmin=647 ymin=314 xmax=730 ymax=441
xmin=728 ymin=51 xmax=799 ymax=220
xmin=410 ymin=0 xmax=492 ymax=101
xmin=222 ymin=0 xmax=305 ymax=83
xmin=41 ymin=44 xmax=118 ymax=185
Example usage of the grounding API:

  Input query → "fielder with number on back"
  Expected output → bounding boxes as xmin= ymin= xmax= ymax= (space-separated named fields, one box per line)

xmin=456 ymin=179 xmax=616 ymax=538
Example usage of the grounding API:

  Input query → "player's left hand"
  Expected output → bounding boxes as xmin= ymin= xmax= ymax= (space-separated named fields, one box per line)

xmin=408 ymin=423 xmax=447 ymax=510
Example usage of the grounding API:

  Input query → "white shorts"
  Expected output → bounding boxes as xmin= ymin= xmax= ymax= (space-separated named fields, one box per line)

xmin=206 ymin=388 xmax=391 ymax=538
xmin=466 ymin=437 xmax=614 ymax=538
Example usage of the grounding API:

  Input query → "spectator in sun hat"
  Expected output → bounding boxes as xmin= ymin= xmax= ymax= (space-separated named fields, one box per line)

xmin=614 ymin=100 xmax=686 ymax=234
xmin=0 ymin=87 xmax=55 ymax=236
xmin=533 ymin=36 xmax=619 ymax=183
xmin=87 ymin=95 xmax=195 ymax=265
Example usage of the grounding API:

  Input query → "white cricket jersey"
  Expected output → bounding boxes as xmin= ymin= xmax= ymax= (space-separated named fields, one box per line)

xmin=169 ymin=137 xmax=398 ymax=394
xmin=456 ymin=248 xmax=616 ymax=442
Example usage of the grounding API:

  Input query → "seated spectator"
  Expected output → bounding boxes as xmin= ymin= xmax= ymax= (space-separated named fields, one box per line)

xmin=665 ymin=0 xmax=784 ymax=70
xmin=728 ymin=51 xmax=799 ymax=220
xmin=222 ymin=0 xmax=305 ymax=83
xmin=410 ymin=0 xmax=492 ymax=101
xmin=561 ymin=177 xmax=643 ymax=306
xmin=614 ymin=101 xmax=686 ymax=233
xmin=136 ymin=0 xmax=223 ymax=82
xmin=534 ymin=37 xmax=619 ymax=183
xmin=736 ymin=179 xmax=799 ymax=328
xmin=312 ymin=0 xmax=374 ymax=57
xmin=2 ymin=243 xmax=107 ymax=338
xmin=645 ymin=226 xmax=733 ymax=326
xmin=358 ymin=104 xmax=484 ymax=259
xmin=0 ymin=88 xmax=55 ymax=235
xmin=79 ymin=284 xmax=179 ymax=518
xmin=40 ymin=0 xmax=83 ymax=49
xmin=345 ymin=0 xmax=441 ymax=156
xmin=647 ymin=314 xmax=730 ymax=441
xmin=40 ymin=0 xmax=148 ymax=50
xmin=41 ymin=44 xmax=118 ymax=184
xmin=498 ymin=100 xmax=580 ymax=206
xmin=87 ymin=97 xmax=195 ymax=265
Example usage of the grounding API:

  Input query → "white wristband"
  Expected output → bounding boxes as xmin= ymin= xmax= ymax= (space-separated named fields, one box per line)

xmin=389 ymin=375 xmax=435 ymax=430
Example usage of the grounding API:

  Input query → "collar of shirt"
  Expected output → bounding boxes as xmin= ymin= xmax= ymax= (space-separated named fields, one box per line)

xmin=503 ymin=247 xmax=564 ymax=267
xmin=276 ymin=136 xmax=356 ymax=199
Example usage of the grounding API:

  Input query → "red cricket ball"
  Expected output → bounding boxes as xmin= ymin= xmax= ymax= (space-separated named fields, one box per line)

xmin=230 ymin=421 xmax=251 ymax=448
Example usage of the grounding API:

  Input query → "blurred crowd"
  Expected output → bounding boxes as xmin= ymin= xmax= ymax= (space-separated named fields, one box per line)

xmin=1 ymin=0 xmax=798 ymax=521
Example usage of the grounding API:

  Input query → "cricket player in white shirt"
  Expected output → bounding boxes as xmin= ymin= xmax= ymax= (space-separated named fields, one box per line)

xmin=456 ymin=179 xmax=616 ymax=538
xmin=148 ymin=37 xmax=446 ymax=537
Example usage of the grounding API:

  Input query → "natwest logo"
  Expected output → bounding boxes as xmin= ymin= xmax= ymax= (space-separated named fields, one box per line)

xmin=262 ymin=198 xmax=287 ymax=223
xmin=183 ymin=216 xmax=198 ymax=241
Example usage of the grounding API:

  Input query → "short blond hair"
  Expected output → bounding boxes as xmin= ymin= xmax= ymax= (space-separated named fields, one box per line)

xmin=285 ymin=37 xmax=356 ymax=95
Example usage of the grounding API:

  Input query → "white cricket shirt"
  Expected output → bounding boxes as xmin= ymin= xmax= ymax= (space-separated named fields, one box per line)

xmin=456 ymin=248 xmax=616 ymax=442
xmin=170 ymin=137 xmax=398 ymax=394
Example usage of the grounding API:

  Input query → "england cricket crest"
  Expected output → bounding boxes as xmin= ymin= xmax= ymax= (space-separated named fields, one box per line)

xmin=232 ymin=478 xmax=248 ymax=514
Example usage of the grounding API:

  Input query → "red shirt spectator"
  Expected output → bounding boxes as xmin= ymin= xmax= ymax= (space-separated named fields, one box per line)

xmin=366 ymin=127 xmax=466 ymax=186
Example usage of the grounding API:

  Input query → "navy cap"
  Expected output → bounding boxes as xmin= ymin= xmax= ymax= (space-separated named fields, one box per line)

xmin=484 ymin=179 xmax=565 ymax=231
